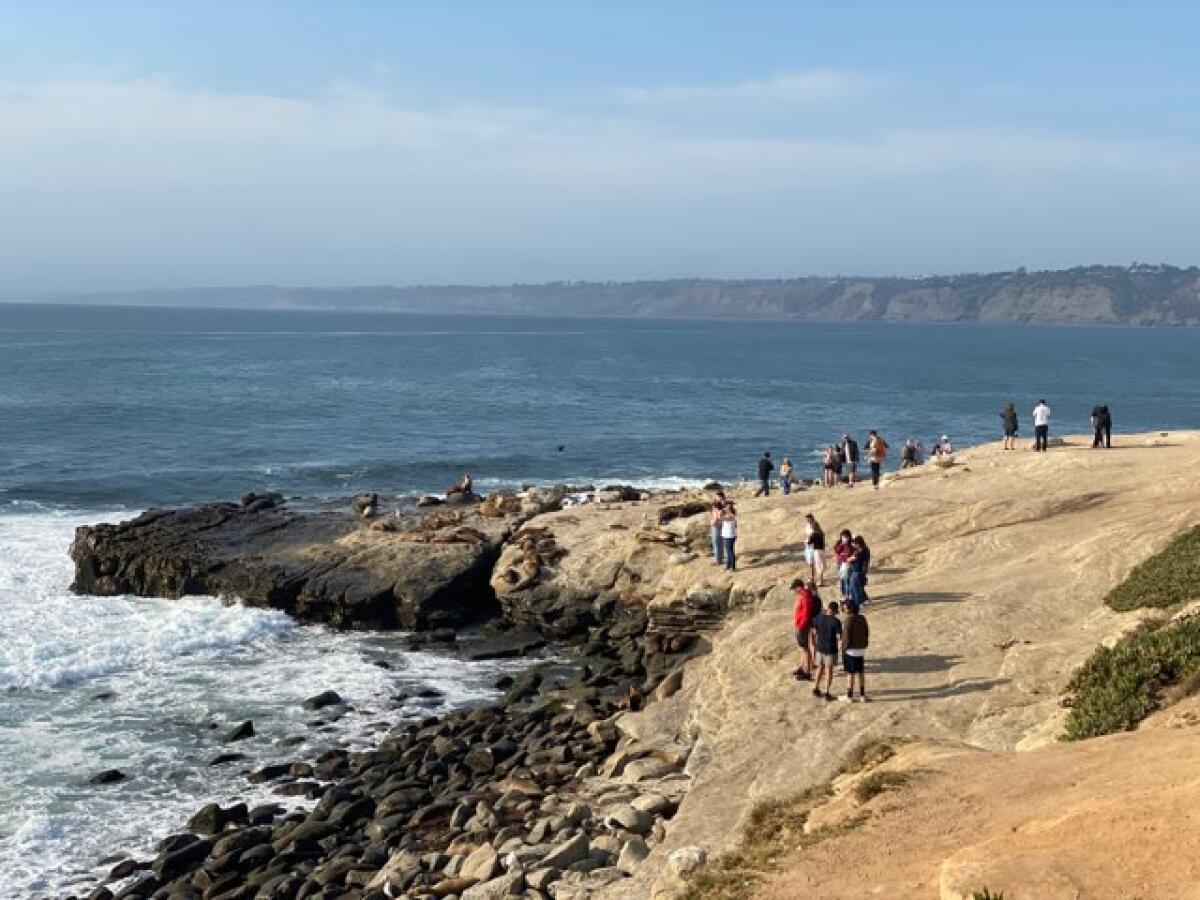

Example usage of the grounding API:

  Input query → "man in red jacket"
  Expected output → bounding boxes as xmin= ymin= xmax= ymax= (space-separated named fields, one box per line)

xmin=792 ymin=579 xmax=820 ymax=681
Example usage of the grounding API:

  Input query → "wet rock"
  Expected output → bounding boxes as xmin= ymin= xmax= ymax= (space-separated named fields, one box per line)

xmin=223 ymin=720 xmax=254 ymax=742
xmin=89 ymin=769 xmax=127 ymax=785
xmin=186 ymin=802 xmax=247 ymax=836
xmin=462 ymin=629 xmax=547 ymax=661
xmin=302 ymin=690 xmax=343 ymax=710
xmin=207 ymin=752 xmax=245 ymax=766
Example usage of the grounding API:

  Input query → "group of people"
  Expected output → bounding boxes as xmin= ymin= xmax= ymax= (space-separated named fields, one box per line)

xmin=1001 ymin=399 xmax=1114 ymax=452
xmin=792 ymin=517 xmax=873 ymax=701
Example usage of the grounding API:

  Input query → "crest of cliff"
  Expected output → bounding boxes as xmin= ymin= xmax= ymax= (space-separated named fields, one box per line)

xmin=61 ymin=263 xmax=1200 ymax=325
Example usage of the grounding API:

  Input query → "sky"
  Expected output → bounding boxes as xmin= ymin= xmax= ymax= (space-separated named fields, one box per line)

xmin=2 ymin=1 xmax=1200 ymax=296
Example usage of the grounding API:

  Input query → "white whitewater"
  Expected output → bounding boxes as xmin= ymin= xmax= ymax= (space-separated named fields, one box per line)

xmin=0 ymin=504 xmax=521 ymax=896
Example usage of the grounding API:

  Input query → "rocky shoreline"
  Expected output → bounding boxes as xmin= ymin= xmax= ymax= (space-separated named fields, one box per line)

xmin=66 ymin=486 xmax=725 ymax=900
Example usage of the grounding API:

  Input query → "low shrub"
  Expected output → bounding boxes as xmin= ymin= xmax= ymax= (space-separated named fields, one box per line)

xmin=1105 ymin=524 xmax=1200 ymax=611
xmin=1063 ymin=617 xmax=1200 ymax=740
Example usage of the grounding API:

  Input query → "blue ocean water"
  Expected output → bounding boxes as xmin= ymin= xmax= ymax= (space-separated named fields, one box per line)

xmin=2 ymin=303 xmax=1199 ymax=895
xmin=3 ymin=303 xmax=1199 ymax=507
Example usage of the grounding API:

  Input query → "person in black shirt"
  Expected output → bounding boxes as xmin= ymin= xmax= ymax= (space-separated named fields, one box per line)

xmin=755 ymin=452 xmax=774 ymax=496
xmin=811 ymin=601 xmax=843 ymax=701
xmin=841 ymin=434 xmax=860 ymax=486
xmin=1092 ymin=404 xmax=1112 ymax=449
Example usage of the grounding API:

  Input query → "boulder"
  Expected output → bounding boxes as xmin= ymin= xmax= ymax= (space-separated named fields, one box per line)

xmin=303 ymin=690 xmax=343 ymax=710
xmin=69 ymin=495 xmax=532 ymax=630
xmin=462 ymin=872 xmax=525 ymax=899
xmin=89 ymin=769 xmax=127 ymax=785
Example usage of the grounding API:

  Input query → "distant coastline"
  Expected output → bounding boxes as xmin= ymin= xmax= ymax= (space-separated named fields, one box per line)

xmin=10 ymin=262 xmax=1200 ymax=326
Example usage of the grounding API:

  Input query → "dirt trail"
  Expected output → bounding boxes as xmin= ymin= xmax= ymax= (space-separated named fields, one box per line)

xmin=599 ymin=432 xmax=1200 ymax=899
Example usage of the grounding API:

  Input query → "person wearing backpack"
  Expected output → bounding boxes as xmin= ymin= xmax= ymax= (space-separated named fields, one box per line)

xmin=866 ymin=430 xmax=889 ymax=489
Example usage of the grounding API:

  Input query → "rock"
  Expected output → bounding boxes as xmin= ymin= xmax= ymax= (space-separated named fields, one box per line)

xmin=540 ymin=832 xmax=590 ymax=870
xmin=667 ymin=551 xmax=698 ymax=566
xmin=653 ymin=668 xmax=684 ymax=700
xmin=462 ymin=629 xmax=547 ymax=661
xmin=152 ymin=836 xmax=212 ymax=880
xmin=207 ymin=752 xmax=245 ymax=766
xmin=68 ymin=496 xmax=528 ymax=629
xmin=303 ymin=690 xmax=343 ymax=710
xmin=224 ymin=720 xmax=254 ymax=742
xmin=89 ymin=769 xmax=127 ymax=785
xmin=461 ymin=842 xmax=502 ymax=882
xmin=430 ymin=875 xmax=481 ymax=896
xmin=464 ymin=746 xmax=497 ymax=774
xmin=604 ymin=804 xmax=654 ymax=835
xmin=186 ymin=802 xmax=246 ymax=835
xmin=668 ymin=846 xmax=707 ymax=878
xmin=624 ymin=763 xmax=681 ymax=782
xmin=462 ymin=872 xmax=525 ymax=899
xmin=417 ymin=494 xmax=445 ymax=507
xmin=525 ymin=868 xmax=559 ymax=891
xmin=617 ymin=836 xmax=650 ymax=872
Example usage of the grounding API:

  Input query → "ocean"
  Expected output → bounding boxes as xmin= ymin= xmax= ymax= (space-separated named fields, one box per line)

xmin=2 ymin=303 xmax=1199 ymax=895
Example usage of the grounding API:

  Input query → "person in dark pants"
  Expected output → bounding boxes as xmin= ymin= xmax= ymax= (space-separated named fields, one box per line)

xmin=1032 ymin=399 xmax=1051 ymax=452
xmin=720 ymin=502 xmax=738 ymax=571
xmin=866 ymin=430 xmax=888 ymax=489
xmin=755 ymin=452 xmax=774 ymax=497
xmin=1092 ymin=404 xmax=1112 ymax=448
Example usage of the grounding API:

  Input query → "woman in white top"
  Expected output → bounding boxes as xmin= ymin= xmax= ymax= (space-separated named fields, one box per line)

xmin=720 ymin=504 xmax=739 ymax=572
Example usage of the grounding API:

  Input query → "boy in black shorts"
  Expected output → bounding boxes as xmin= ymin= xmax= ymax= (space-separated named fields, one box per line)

xmin=812 ymin=601 xmax=842 ymax=701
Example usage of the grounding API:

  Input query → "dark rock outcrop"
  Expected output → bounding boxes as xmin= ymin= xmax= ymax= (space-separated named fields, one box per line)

xmin=69 ymin=496 xmax=544 ymax=629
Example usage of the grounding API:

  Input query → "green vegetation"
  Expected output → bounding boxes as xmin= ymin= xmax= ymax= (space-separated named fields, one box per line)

xmin=1105 ymin=524 xmax=1200 ymax=611
xmin=1063 ymin=617 xmax=1200 ymax=740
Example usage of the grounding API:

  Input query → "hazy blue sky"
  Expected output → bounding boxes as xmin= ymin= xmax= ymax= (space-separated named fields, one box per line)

xmin=3 ymin=2 xmax=1199 ymax=294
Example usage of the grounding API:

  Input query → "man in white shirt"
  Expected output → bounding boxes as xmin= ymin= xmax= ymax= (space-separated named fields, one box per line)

xmin=1032 ymin=399 xmax=1051 ymax=452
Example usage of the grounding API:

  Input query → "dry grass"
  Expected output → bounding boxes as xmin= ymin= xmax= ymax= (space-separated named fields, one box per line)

xmin=681 ymin=741 xmax=914 ymax=899
xmin=853 ymin=769 xmax=914 ymax=804
xmin=679 ymin=785 xmax=860 ymax=900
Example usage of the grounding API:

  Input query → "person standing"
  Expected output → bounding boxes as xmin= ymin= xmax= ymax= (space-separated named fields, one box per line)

xmin=848 ymin=534 xmax=871 ymax=606
xmin=812 ymin=600 xmax=843 ymax=701
xmin=841 ymin=434 xmax=859 ymax=486
xmin=1032 ymin=399 xmax=1051 ymax=452
xmin=822 ymin=446 xmax=836 ymax=488
xmin=1092 ymin=404 xmax=1113 ymax=449
xmin=779 ymin=457 xmax=795 ymax=495
xmin=833 ymin=529 xmax=854 ymax=599
xmin=720 ymin=502 xmax=738 ymax=571
xmin=900 ymin=440 xmax=918 ymax=468
xmin=755 ymin=452 xmax=774 ymax=497
xmin=1001 ymin=402 xmax=1019 ymax=451
xmin=866 ymin=430 xmax=889 ymax=489
xmin=804 ymin=513 xmax=827 ymax=586
xmin=841 ymin=602 xmax=870 ymax=702
xmin=792 ymin=579 xmax=820 ymax=680
xmin=709 ymin=498 xmax=726 ymax=566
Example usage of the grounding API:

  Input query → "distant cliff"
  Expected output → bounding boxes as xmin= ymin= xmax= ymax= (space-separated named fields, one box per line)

xmin=61 ymin=264 xmax=1200 ymax=325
